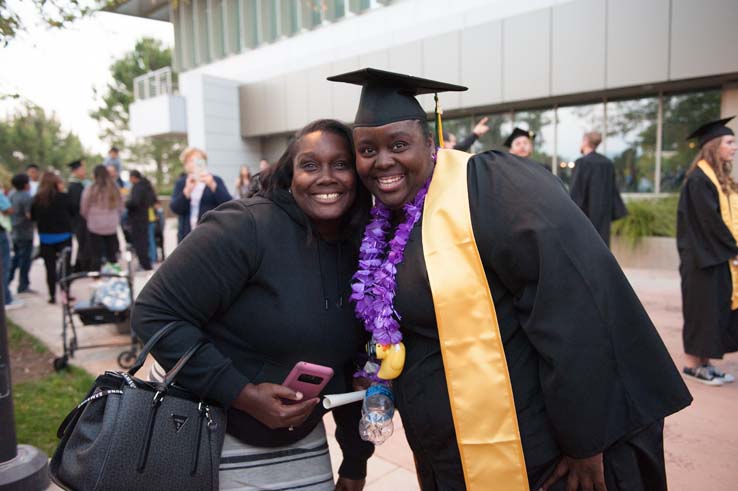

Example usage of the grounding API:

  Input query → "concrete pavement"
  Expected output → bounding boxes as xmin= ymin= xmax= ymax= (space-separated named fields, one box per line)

xmin=6 ymin=221 xmax=736 ymax=490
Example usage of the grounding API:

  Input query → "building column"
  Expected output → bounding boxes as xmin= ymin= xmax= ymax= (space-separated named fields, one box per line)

xmin=180 ymin=71 xmax=262 ymax=196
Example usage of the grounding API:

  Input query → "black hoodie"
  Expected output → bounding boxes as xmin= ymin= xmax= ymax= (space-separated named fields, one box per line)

xmin=132 ymin=191 xmax=373 ymax=478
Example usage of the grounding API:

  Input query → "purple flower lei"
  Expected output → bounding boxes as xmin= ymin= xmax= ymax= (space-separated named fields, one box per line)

xmin=350 ymin=174 xmax=434 ymax=355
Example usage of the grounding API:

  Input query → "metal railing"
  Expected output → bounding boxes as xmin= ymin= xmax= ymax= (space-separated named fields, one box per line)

xmin=133 ymin=67 xmax=177 ymax=101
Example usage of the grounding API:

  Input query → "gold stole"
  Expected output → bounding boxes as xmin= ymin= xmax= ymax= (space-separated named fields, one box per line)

xmin=422 ymin=149 xmax=529 ymax=490
xmin=697 ymin=160 xmax=738 ymax=310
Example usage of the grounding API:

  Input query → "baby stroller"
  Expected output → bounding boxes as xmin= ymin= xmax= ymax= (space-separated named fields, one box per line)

xmin=52 ymin=246 xmax=139 ymax=371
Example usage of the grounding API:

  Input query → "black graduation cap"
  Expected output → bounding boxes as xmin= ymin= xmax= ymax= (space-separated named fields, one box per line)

xmin=67 ymin=159 xmax=83 ymax=170
xmin=687 ymin=116 xmax=735 ymax=148
xmin=326 ymin=68 xmax=467 ymax=128
xmin=503 ymin=127 xmax=536 ymax=148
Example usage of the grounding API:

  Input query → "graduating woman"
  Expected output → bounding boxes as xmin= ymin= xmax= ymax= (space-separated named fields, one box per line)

xmin=133 ymin=120 xmax=373 ymax=491
xmin=677 ymin=117 xmax=738 ymax=386
xmin=329 ymin=68 xmax=692 ymax=491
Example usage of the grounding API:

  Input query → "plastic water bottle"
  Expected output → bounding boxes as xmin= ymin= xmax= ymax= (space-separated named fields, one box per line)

xmin=358 ymin=384 xmax=395 ymax=445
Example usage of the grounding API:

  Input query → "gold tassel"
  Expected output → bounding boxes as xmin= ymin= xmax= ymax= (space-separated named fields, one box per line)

xmin=435 ymin=93 xmax=444 ymax=148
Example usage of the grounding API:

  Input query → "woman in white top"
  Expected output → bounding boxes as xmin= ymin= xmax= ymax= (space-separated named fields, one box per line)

xmin=170 ymin=147 xmax=232 ymax=242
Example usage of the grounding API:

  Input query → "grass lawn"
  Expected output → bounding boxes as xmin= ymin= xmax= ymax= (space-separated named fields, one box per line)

xmin=8 ymin=319 xmax=94 ymax=456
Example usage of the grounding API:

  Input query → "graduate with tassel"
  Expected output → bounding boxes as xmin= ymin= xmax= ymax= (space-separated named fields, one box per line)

xmin=330 ymin=67 xmax=692 ymax=491
xmin=678 ymin=116 xmax=738 ymax=386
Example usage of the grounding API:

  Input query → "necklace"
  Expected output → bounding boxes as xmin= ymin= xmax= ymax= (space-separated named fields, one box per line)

xmin=351 ymin=174 xmax=433 ymax=378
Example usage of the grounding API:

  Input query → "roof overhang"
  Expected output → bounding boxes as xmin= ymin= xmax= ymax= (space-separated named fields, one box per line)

xmin=104 ymin=0 xmax=170 ymax=22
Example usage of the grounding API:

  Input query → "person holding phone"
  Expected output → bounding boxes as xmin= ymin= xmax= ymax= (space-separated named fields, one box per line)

xmin=133 ymin=119 xmax=374 ymax=491
xmin=170 ymin=147 xmax=232 ymax=242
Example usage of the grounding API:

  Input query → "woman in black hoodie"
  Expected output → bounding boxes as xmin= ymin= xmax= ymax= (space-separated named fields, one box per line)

xmin=132 ymin=119 xmax=373 ymax=491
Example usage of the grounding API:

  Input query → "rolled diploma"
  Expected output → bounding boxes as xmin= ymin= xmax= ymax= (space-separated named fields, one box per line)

xmin=322 ymin=390 xmax=366 ymax=409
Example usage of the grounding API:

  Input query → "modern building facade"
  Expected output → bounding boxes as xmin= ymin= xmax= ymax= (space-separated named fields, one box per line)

xmin=115 ymin=0 xmax=738 ymax=194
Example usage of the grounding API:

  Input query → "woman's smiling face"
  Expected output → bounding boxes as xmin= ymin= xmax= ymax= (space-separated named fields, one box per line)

xmin=353 ymin=120 xmax=435 ymax=210
xmin=290 ymin=130 xmax=356 ymax=236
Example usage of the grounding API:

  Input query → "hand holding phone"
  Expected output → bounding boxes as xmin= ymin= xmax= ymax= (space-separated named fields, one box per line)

xmin=232 ymin=383 xmax=319 ymax=430
xmin=282 ymin=362 xmax=334 ymax=402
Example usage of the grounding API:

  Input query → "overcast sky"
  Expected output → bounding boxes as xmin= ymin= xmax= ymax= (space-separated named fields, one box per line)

xmin=0 ymin=1 xmax=173 ymax=155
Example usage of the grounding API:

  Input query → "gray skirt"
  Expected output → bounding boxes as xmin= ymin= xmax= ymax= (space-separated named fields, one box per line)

xmin=149 ymin=362 xmax=334 ymax=491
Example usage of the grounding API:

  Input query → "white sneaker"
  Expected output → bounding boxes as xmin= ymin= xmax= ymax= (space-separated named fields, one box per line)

xmin=705 ymin=365 xmax=735 ymax=383
xmin=683 ymin=366 xmax=723 ymax=386
xmin=4 ymin=299 xmax=25 ymax=310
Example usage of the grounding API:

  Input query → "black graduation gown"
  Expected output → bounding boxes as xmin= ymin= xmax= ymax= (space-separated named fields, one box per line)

xmin=68 ymin=179 xmax=92 ymax=272
xmin=569 ymin=152 xmax=628 ymax=246
xmin=677 ymin=167 xmax=738 ymax=359
xmin=391 ymin=152 xmax=692 ymax=490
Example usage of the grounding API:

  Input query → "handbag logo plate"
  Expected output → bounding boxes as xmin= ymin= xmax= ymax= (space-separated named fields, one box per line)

xmin=171 ymin=414 xmax=188 ymax=433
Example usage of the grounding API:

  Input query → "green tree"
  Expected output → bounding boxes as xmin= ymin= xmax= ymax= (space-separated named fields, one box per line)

xmin=90 ymin=37 xmax=185 ymax=190
xmin=0 ymin=102 xmax=84 ymax=174
xmin=0 ymin=1 xmax=126 ymax=47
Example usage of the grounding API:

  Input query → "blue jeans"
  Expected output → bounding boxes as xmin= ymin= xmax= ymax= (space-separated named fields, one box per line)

xmin=148 ymin=222 xmax=156 ymax=264
xmin=0 ymin=231 xmax=12 ymax=304
xmin=11 ymin=238 xmax=32 ymax=291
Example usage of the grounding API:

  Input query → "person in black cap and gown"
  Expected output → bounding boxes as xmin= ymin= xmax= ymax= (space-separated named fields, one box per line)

xmin=569 ymin=131 xmax=628 ymax=247
xmin=67 ymin=159 xmax=92 ymax=272
xmin=126 ymin=170 xmax=156 ymax=271
xmin=504 ymin=127 xmax=535 ymax=158
xmin=329 ymin=68 xmax=691 ymax=490
xmin=677 ymin=116 xmax=738 ymax=386
xmin=503 ymin=126 xmax=556 ymax=175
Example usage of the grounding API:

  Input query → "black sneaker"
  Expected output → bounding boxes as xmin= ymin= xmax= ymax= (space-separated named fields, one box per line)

xmin=683 ymin=366 xmax=723 ymax=386
xmin=704 ymin=364 xmax=735 ymax=383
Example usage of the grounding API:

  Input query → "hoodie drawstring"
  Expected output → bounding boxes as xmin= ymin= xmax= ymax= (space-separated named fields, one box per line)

xmin=316 ymin=240 xmax=345 ymax=311
xmin=317 ymin=242 xmax=330 ymax=311
xmin=336 ymin=243 xmax=344 ymax=309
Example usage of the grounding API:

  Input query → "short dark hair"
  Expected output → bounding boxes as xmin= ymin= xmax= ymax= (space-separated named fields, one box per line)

xmin=26 ymin=163 xmax=39 ymax=170
xmin=109 ymin=147 xmax=119 ymax=153
xmin=258 ymin=118 xmax=372 ymax=235
xmin=129 ymin=170 xmax=142 ymax=180
xmin=11 ymin=173 xmax=29 ymax=191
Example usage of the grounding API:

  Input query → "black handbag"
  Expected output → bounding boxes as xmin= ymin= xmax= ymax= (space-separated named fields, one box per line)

xmin=50 ymin=323 xmax=227 ymax=491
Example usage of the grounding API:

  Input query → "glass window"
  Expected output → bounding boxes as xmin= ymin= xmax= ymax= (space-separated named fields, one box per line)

xmin=208 ymin=0 xmax=225 ymax=59
xmin=280 ymin=0 xmax=300 ymax=36
xmin=260 ymin=0 xmax=279 ymax=43
xmin=194 ymin=0 xmax=210 ymax=65
xmin=555 ymin=103 xmax=605 ymax=187
xmin=349 ymin=0 xmax=371 ymax=13
xmin=325 ymin=0 xmax=346 ymax=21
xmin=605 ymin=97 xmax=658 ymax=193
xmin=660 ymin=89 xmax=722 ymax=192
xmin=240 ymin=0 xmax=259 ymax=49
xmin=224 ymin=0 xmax=241 ymax=54
xmin=512 ymin=108 xmax=555 ymax=170
xmin=172 ymin=2 xmax=185 ymax=70
xmin=301 ymin=0 xmax=324 ymax=29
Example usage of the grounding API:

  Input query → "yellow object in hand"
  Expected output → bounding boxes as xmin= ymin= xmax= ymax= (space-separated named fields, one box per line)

xmin=375 ymin=342 xmax=406 ymax=380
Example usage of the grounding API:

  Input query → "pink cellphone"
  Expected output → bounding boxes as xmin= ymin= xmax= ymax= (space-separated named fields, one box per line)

xmin=282 ymin=362 xmax=334 ymax=402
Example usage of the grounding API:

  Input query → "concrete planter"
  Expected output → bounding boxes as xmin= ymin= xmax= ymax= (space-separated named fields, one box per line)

xmin=611 ymin=236 xmax=678 ymax=270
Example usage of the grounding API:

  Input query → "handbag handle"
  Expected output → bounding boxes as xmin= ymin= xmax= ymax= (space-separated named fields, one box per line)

xmin=160 ymin=339 xmax=208 ymax=389
xmin=128 ymin=321 xmax=178 ymax=376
